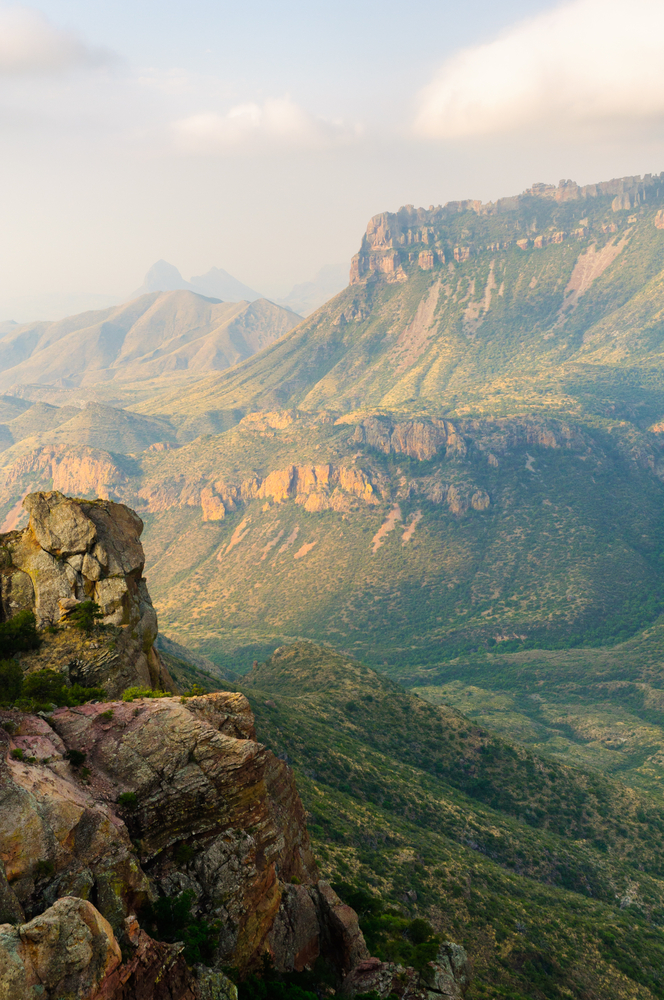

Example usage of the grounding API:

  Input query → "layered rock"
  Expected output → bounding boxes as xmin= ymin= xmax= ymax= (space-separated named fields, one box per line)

xmin=0 ymin=691 xmax=370 ymax=996
xmin=349 ymin=173 xmax=664 ymax=284
xmin=0 ymin=491 xmax=170 ymax=696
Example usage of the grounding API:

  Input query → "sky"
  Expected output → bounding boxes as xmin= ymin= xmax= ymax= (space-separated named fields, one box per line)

xmin=2 ymin=0 xmax=664 ymax=320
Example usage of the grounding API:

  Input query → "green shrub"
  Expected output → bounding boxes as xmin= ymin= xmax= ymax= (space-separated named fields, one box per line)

xmin=0 ymin=660 xmax=23 ymax=705
xmin=10 ymin=669 xmax=106 ymax=711
xmin=10 ymin=748 xmax=24 ymax=761
xmin=122 ymin=686 xmax=170 ymax=702
xmin=173 ymin=841 xmax=195 ymax=865
xmin=117 ymin=792 xmax=138 ymax=810
xmin=67 ymin=600 xmax=104 ymax=634
xmin=23 ymin=670 xmax=67 ymax=705
xmin=34 ymin=859 xmax=55 ymax=879
xmin=145 ymin=889 xmax=220 ymax=965
xmin=65 ymin=749 xmax=86 ymax=768
xmin=182 ymin=683 xmax=207 ymax=697
xmin=99 ymin=709 xmax=114 ymax=721
xmin=0 ymin=611 xmax=40 ymax=657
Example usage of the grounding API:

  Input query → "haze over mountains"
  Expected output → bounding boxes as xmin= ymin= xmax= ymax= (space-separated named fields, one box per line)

xmin=7 ymin=169 xmax=664 ymax=998
xmin=130 ymin=258 xmax=349 ymax=316
xmin=0 ymin=290 xmax=301 ymax=399
xmin=3 ymin=169 xmax=664 ymax=666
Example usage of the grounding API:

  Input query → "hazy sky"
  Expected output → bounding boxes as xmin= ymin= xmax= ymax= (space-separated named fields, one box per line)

xmin=2 ymin=0 xmax=664 ymax=319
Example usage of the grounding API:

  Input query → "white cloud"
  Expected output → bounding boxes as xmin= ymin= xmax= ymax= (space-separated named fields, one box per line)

xmin=171 ymin=97 xmax=362 ymax=152
xmin=0 ymin=5 xmax=107 ymax=75
xmin=414 ymin=0 xmax=664 ymax=139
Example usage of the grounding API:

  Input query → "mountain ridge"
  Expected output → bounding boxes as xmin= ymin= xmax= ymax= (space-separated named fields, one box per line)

xmin=0 ymin=289 xmax=302 ymax=394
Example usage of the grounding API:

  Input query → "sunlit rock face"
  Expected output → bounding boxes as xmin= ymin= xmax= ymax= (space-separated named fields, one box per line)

xmin=0 ymin=490 xmax=171 ymax=697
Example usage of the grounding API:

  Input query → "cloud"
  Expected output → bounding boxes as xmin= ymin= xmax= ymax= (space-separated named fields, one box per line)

xmin=414 ymin=0 xmax=664 ymax=139
xmin=0 ymin=5 xmax=108 ymax=75
xmin=171 ymin=97 xmax=362 ymax=152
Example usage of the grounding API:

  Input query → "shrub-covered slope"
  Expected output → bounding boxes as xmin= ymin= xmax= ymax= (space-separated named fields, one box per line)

xmin=241 ymin=641 xmax=664 ymax=999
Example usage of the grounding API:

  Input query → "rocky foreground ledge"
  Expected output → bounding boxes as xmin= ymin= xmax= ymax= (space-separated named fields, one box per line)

xmin=0 ymin=691 xmax=469 ymax=1000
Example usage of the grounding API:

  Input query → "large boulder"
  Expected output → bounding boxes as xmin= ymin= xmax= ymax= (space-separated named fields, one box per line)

xmin=0 ymin=897 xmax=238 ymax=1000
xmin=0 ymin=491 xmax=171 ymax=697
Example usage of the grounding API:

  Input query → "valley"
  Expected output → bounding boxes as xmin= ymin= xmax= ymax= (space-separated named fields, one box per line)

xmin=5 ymin=171 xmax=664 ymax=998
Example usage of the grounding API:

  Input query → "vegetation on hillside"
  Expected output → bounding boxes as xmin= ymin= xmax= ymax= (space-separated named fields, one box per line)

xmin=240 ymin=642 xmax=664 ymax=999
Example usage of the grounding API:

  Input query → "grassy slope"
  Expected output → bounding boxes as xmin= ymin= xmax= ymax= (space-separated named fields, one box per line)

xmin=240 ymin=642 xmax=664 ymax=999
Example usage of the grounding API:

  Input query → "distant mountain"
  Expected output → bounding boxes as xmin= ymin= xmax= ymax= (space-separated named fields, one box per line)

xmin=0 ymin=289 xmax=301 ymax=393
xmin=130 ymin=260 xmax=264 ymax=303
xmin=277 ymin=263 xmax=349 ymax=315
xmin=189 ymin=266 xmax=263 ymax=302
xmin=130 ymin=260 xmax=193 ymax=297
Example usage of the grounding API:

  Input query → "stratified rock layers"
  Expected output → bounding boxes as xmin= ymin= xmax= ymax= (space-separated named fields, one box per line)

xmin=0 ymin=691 xmax=370 ymax=998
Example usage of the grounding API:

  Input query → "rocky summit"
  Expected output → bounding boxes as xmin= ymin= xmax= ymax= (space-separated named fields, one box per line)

xmin=0 ymin=491 xmax=171 ymax=696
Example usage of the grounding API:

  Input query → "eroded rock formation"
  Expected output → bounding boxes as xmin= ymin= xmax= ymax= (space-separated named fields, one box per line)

xmin=0 ymin=491 xmax=171 ymax=696
xmin=0 ymin=691 xmax=371 ymax=997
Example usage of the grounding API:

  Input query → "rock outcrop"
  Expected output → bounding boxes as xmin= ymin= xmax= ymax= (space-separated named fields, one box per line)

xmin=0 ymin=691 xmax=371 ymax=997
xmin=0 ymin=491 xmax=171 ymax=696
xmin=350 ymin=173 xmax=664 ymax=284
xmin=340 ymin=944 xmax=470 ymax=1000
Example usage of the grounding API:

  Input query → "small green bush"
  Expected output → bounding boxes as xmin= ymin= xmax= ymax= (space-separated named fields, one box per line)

xmin=0 ymin=660 xmax=23 ymax=705
xmin=145 ymin=889 xmax=220 ymax=965
xmin=10 ymin=748 xmax=24 ymax=761
xmin=173 ymin=841 xmax=195 ymax=865
xmin=99 ymin=709 xmax=114 ymax=721
xmin=117 ymin=792 xmax=138 ymax=810
xmin=67 ymin=600 xmax=104 ymax=634
xmin=65 ymin=748 xmax=86 ymax=768
xmin=0 ymin=611 xmax=40 ymax=657
xmin=8 ymin=669 xmax=106 ymax=711
xmin=34 ymin=859 xmax=55 ymax=879
xmin=23 ymin=670 xmax=68 ymax=705
xmin=183 ymin=683 xmax=207 ymax=697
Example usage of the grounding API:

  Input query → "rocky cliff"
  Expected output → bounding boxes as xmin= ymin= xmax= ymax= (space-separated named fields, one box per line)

xmin=0 ymin=690 xmax=468 ymax=1000
xmin=350 ymin=172 xmax=664 ymax=283
xmin=0 ymin=491 xmax=171 ymax=696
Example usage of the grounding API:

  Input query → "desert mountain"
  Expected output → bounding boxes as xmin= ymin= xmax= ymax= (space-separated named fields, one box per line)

xmin=139 ymin=173 xmax=664 ymax=423
xmin=3 ymin=172 xmax=664 ymax=672
xmin=0 ymin=289 xmax=301 ymax=393
xmin=130 ymin=258 xmax=264 ymax=301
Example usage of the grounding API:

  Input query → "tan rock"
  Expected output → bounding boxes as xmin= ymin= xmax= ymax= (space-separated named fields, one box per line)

xmin=446 ymin=486 xmax=467 ymax=516
xmin=303 ymin=493 xmax=331 ymax=512
xmin=0 ymin=491 xmax=171 ymax=697
xmin=201 ymin=487 xmax=226 ymax=522
xmin=0 ymin=897 xmax=121 ymax=1000
xmin=471 ymin=490 xmax=490 ymax=512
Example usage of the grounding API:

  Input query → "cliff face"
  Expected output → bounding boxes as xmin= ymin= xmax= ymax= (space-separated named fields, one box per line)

xmin=350 ymin=172 xmax=664 ymax=284
xmin=0 ymin=491 xmax=171 ymax=697
xmin=0 ymin=691 xmax=368 ymax=999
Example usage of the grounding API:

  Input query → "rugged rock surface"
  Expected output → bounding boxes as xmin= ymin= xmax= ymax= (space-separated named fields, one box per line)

xmin=0 ymin=491 xmax=171 ymax=696
xmin=0 ymin=690 xmax=374 ymax=996
xmin=350 ymin=173 xmax=664 ymax=283
xmin=340 ymin=944 xmax=470 ymax=1000
xmin=0 ymin=896 xmax=237 ymax=1000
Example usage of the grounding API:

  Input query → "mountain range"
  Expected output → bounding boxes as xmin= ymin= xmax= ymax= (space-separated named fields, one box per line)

xmin=6 ymin=170 xmax=664 ymax=998
xmin=0 ymin=290 xmax=301 ymax=398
